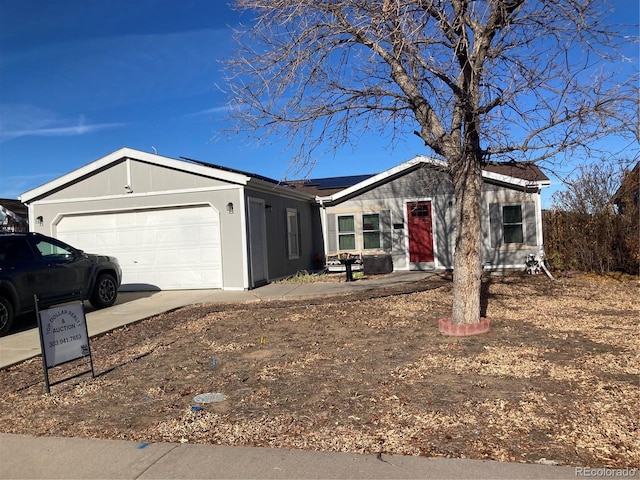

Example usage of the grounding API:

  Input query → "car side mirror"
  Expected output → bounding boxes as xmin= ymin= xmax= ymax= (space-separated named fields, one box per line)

xmin=67 ymin=248 xmax=83 ymax=260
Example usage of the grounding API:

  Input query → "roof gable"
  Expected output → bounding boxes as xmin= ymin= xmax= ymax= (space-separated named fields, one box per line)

xmin=291 ymin=156 xmax=550 ymax=203
xmin=19 ymin=148 xmax=272 ymax=203
xmin=19 ymin=148 xmax=549 ymax=205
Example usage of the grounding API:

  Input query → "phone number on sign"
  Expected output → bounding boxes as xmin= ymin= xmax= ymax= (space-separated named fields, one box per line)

xmin=49 ymin=334 xmax=82 ymax=348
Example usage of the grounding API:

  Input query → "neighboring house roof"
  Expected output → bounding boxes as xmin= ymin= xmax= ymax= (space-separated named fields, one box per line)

xmin=20 ymin=147 xmax=313 ymax=204
xmin=0 ymin=198 xmax=28 ymax=232
xmin=0 ymin=199 xmax=28 ymax=218
xmin=613 ymin=161 xmax=640 ymax=213
xmin=290 ymin=156 xmax=550 ymax=202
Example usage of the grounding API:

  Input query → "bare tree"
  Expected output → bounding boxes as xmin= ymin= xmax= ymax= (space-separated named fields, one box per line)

xmin=546 ymin=159 xmax=639 ymax=274
xmin=552 ymin=160 xmax=624 ymax=216
xmin=225 ymin=0 xmax=637 ymax=326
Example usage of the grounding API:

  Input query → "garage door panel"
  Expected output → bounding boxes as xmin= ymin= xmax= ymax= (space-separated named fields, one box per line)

xmin=57 ymin=207 xmax=222 ymax=290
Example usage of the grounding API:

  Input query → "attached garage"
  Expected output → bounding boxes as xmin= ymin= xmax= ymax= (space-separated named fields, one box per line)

xmin=19 ymin=147 xmax=320 ymax=291
xmin=55 ymin=206 xmax=222 ymax=290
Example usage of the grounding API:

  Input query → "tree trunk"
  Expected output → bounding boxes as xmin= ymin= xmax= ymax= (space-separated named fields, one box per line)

xmin=450 ymin=156 xmax=484 ymax=325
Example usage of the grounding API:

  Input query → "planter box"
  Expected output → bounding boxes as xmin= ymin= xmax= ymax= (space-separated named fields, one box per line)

xmin=363 ymin=254 xmax=393 ymax=275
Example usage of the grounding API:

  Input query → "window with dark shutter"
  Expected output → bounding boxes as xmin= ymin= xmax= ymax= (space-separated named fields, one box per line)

xmin=338 ymin=215 xmax=356 ymax=250
xmin=362 ymin=213 xmax=381 ymax=249
xmin=502 ymin=205 xmax=524 ymax=244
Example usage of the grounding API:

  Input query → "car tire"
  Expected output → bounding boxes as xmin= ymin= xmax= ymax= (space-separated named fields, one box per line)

xmin=0 ymin=295 xmax=14 ymax=337
xmin=89 ymin=273 xmax=118 ymax=309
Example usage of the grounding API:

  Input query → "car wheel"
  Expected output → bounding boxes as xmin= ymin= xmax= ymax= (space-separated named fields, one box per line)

xmin=0 ymin=296 xmax=14 ymax=337
xmin=89 ymin=273 xmax=118 ymax=309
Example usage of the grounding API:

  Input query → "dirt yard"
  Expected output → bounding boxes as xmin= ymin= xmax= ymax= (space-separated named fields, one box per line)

xmin=0 ymin=273 xmax=637 ymax=468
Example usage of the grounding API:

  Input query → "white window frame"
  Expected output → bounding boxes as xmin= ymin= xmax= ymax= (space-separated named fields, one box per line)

xmin=337 ymin=214 xmax=356 ymax=251
xmin=362 ymin=213 xmax=381 ymax=250
xmin=502 ymin=204 xmax=524 ymax=244
xmin=286 ymin=208 xmax=300 ymax=259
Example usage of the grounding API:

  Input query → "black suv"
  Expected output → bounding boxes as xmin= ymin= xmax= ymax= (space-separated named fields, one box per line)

xmin=0 ymin=232 xmax=122 ymax=336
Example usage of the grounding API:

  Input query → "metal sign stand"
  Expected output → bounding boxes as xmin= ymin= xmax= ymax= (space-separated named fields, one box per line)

xmin=35 ymin=291 xmax=95 ymax=394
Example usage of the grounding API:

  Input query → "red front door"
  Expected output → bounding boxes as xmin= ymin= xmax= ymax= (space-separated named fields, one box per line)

xmin=407 ymin=201 xmax=434 ymax=263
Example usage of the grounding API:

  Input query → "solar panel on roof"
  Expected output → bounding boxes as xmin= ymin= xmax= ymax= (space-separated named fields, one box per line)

xmin=301 ymin=174 xmax=376 ymax=190
xmin=179 ymin=156 xmax=280 ymax=185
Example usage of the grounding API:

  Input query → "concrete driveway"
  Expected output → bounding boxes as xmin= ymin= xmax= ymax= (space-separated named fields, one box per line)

xmin=0 ymin=289 xmax=259 ymax=369
xmin=0 ymin=271 xmax=437 ymax=369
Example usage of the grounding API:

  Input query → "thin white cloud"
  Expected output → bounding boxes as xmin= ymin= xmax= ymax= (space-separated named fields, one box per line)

xmin=185 ymin=105 xmax=230 ymax=118
xmin=0 ymin=105 xmax=125 ymax=142
xmin=2 ymin=121 xmax=125 ymax=140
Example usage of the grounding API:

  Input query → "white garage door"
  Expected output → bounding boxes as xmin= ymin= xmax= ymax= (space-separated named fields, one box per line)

xmin=57 ymin=206 xmax=222 ymax=290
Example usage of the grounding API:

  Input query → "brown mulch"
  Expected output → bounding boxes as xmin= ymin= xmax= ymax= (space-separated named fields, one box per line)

xmin=0 ymin=273 xmax=638 ymax=468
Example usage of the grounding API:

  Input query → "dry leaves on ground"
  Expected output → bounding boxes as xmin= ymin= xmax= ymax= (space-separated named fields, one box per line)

xmin=0 ymin=273 xmax=637 ymax=468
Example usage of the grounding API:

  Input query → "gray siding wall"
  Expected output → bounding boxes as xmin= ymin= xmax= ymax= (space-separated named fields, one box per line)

xmin=129 ymin=160 xmax=229 ymax=192
xmin=41 ymin=159 xmax=230 ymax=201
xmin=324 ymin=166 xmax=455 ymax=269
xmin=324 ymin=165 xmax=542 ymax=270
xmin=244 ymin=188 xmax=321 ymax=280
xmin=482 ymin=182 xmax=541 ymax=268
xmin=30 ymin=188 xmax=246 ymax=289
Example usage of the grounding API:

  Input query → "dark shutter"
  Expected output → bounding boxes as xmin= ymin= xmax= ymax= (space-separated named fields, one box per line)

xmin=327 ymin=213 xmax=336 ymax=253
xmin=297 ymin=210 xmax=302 ymax=255
xmin=284 ymin=210 xmax=289 ymax=257
xmin=380 ymin=210 xmax=392 ymax=251
xmin=489 ymin=203 xmax=502 ymax=248
xmin=524 ymin=202 xmax=537 ymax=246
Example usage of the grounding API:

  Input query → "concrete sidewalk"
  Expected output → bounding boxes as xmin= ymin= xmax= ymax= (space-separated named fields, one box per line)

xmin=0 ymin=433 xmax=580 ymax=479
xmin=0 ymin=272 xmax=584 ymax=479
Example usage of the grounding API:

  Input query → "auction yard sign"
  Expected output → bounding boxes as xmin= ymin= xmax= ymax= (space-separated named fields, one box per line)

xmin=37 ymin=299 xmax=95 ymax=393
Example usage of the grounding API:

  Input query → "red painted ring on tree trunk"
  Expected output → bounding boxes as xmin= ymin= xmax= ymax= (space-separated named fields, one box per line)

xmin=439 ymin=317 xmax=491 ymax=336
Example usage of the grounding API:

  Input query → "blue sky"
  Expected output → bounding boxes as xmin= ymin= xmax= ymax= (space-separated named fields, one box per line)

xmin=0 ymin=0 xmax=637 ymax=207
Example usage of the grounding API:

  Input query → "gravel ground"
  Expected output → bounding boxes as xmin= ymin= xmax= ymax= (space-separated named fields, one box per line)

xmin=0 ymin=273 xmax=637 ymax=468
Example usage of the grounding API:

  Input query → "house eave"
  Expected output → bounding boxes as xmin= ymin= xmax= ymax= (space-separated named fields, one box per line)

xmin=247 ymin=177 xmax=317 ymax=202
xmin=315 ymin=156 xmax=549 ymax=205
xmin=482 ymin=170 xmax=550 ymax=191
xmin=317 ymin=156 xmax=446 ymax=204
xmin=19 ymin=147 xmax=251 ymax=204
